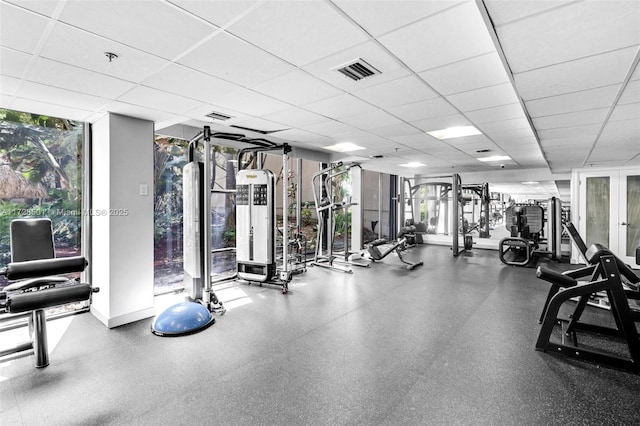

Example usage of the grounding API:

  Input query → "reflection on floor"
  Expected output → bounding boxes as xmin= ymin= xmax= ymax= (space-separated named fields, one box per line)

xmin=2 ymin=245 xmax=640 ymax=425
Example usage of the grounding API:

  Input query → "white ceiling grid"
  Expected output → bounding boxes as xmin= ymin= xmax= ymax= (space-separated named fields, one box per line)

xmin=1 ymin=0 xmax=639 ymax=200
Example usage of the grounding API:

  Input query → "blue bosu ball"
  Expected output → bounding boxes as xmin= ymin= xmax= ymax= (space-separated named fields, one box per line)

xmin=151 ymin=301 xmax=215 ymax=337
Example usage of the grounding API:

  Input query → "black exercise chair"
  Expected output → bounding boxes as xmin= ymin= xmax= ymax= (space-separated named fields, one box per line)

xmin=0 ymin=218 xmax=98 ymax=368
xmin=366 ymin=226 xmax=423 ymax=270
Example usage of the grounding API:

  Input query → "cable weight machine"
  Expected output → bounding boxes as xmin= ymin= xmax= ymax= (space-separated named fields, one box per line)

xmin=236 ymin=144 xmax=303 ymax=294
xmin=311 ymin=162 xmax=367 ymax=273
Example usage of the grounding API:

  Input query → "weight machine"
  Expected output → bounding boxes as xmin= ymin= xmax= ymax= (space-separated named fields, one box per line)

xmin=311 ymin=162 xmax=367 ymax=273
xmin=235 ymin=144 xmax=303 ymax=294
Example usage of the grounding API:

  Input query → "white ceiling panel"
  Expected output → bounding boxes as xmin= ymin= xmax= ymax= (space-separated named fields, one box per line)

xmin=464 ymin=103 xmax=525 ymax=124
xmin=118 ymin=86 xmax=205 ymax=115
xmin=5 ymin=0 xmax=62 ymax=16
xmin=477 ymin=117 xmax=531 ymax=134
xmin=105 ymin=101 xmax=176 ymax=123
xmin=0 ymin=47 xmax=31 ymax=78
xmin=142 ymin=63 xmax=240 ymax=103
xmin=40 ymin=23 xmax=169 ymax=83
xmin=618 ymin=79 xmax=640 ymax=105
xmin=333 ymin=0 xmax=460 ymax=37
xmin=447 ymin=83 xmax=520 ymax=112
xmin=378 ymin=1 xmax=495 ymax=72
xmin=59 ymin=0 xmax=216 ymax=60
xmin=8 ymin=96 xmax=94 ymax=122
xmin=419 ymin=52 xmax=510 ymax=96
xmin=538 ymin=123 xmax=602 ymax=140
xmin=18 ymin=80 xmax=108 ymax=111
xmin=483 ymin=0 xmax=574 ymax=26
xmin=541 ymin=136 xmax=597 ymax=148
xmin=178 ymin=32 xmax=294 ymax=86
xmin=302 ymin=94 xmax=377 ymax=119
xmin=370 ymin=122 xmax=422 ymax=138
xmin=231 ymin=117 xmax=291 ymax=133
xmin=262 ymin=107 xmax=330 ymax=128
xmin=609 ymin=103 xmax=640 ymax=122
xmin=532 ymin=108 xmax=609 ymax=130
xmin=596 ymin=117 xmax=640 ymax=144
xmin=301 ymin=119 xmax=358 ymax=138
xmin=525 ymin=85 xmax=619 ymax=117
xmin=253 ymin=69 xmax=344 ymax=105
xmin=353 ymin=75 xmax=439 ymax=108
xmin=0 ymin=76 xmax=20 ymax=96
xmin=494 ymin=0 xmax=640 ymax=73
xmin=387 ymin=97 xmax=459 ymax=122
xmin=0 ymin=3 xmax=51 ymax=54
xmin=209 ymin=88 xmax=291 ymax=117
xmin=168 ymin=0 xmax=260 ymax=28
xmin=411 ymin=113 xmax=471 ymax=132
xmin=28 ymin=57 xmax=136 ymax=99
xmin=339 ymin=109 xmax=403 ymax=130
xmin=227 ymin=1 xmax=368 ymax=66
xmin=514 ymin=47 xmax=638 ymax=100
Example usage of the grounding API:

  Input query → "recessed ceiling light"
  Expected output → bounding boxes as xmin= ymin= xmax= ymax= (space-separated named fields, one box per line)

xmin=323 ymin=142 xmax=365 ymax=153
xmin=521 ymin=181 xmax=539 ymax=185
xmin=477 ymin=155 xmax=511 ymax=162
xmin=399 ymin=162 xmax=426 ymax=168
xmin=427 ymin=125 xmax=482 ymax=140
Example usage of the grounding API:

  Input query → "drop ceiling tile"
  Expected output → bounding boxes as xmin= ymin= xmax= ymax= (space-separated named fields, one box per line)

xmin=28 ymin=57 xmax=136 ymax=99
xmin=118 ymin=86 xmax=205 ymax=114
xmin=303 ymin=93 xmax=377 ymax=119
xmin=483 ymin=0 xmax=573 ymax=26
xmin=495 ymin=1 xmax=640 ymax=73
xmin=227 ymin=1 xmax=368 ymax=66
xmin=301 ymin=119 xmax=358 ymax=137
xmin=352 ymin=75 xmax=438 ymax=108
xmin=0 ymin=76 xmax=20 ymax=96
xmin=618 ymin=79 xmax=640 ymax=105
xmin=0 ymin=47 xmax=31 ymax=78
xmin=419 ymin=52 xmax=511 ymax=96
xmin=525 ymin=84 xmax=619 ymax=117
xmin=262 ymin=107 xmax=330 ymax=128
xmin=538 ymin=123 xmax=601 ymax=140
xmin=142 ymin=63 xmax=240 ymax=103
xmin=378 ymin=1 xmax=495 ymax=72
xmin=302 ymin=41 xmax=410 ymax=92
xmin=273 ymin=128 xmax=333 ymax=143
xmin=477 ymin=117 xmax=531 ymax=134
xmin=18 ymin=80 xmax=108 ymax=111
xmin=59 ymin=0 xmax=215 ymax=60
xmin=333 ymin=0 xmax=460 ymax=36
xmin=253 ymin=69 xmax=344 ymax=105
xmin=231 ymin=117 xmax=291 ymax=133
xmin=339 ymin=109 xmax=403 ymax=130
xmin=5 ymin=0 xmax=62 ymax=16
xmin=40 ymin=23 xmax=170 ymax=83
xmin=184 ymin=103 xmax=252 ymax=124
xmin=387 ymin=97 xmax=458 ymax=122
xmin=107 ymin=101 xmax=176 ymax=123
xmin=168 ymin=0 xmax=259 ymax=27
xmin=369 ymin=122 xmax=422 ymax=138
xmin=464 ymin=103 xmax=525 ymax=124
xmin=597 ymin=117 xmax=640 ymax=144
xmin=533 ymin=108 xmax=609 ymax=130
xmin=514 ymin=47 xmax=637 ymax=100
xmin=447 ymin=83 xmax=520 ymax=112
xmin=210 ymin=89 xmax=291 ymax=117
xmin=411 ymin=113 xmax=471 ymax=132
xmin=609 ymin=103 xmax=640 ymax=122
xmin=541 ymin=136 xmax=596 ymax=148
xmin=0 ymin=3 xmax=51 ymax=54
xmin=9 ymin=96 xmax=94 ymax=122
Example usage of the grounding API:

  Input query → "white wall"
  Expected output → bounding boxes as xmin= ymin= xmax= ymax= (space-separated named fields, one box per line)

xmin=91 ymin=113 xmax=155 ymax=328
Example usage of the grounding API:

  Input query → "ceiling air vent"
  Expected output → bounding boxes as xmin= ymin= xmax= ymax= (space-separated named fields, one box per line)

xmin=334 ymin=58 xmax=381 ymax=81
xmin=206 ymin=111 xmax=234 ymax=121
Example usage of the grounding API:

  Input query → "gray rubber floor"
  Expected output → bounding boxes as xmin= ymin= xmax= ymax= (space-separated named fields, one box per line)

xmin=2 ymin=245 xmax=640 ymax=425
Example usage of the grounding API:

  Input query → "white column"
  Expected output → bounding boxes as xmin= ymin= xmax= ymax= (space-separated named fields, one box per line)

xmin=91 ymin=113 xmax=155 ymax=328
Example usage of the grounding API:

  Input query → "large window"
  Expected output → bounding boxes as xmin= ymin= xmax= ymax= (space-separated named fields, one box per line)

xmin=153 ymin=138 xmax=239 ymax=294
xmin=0 ymin=109 xmax=84 ymax=292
